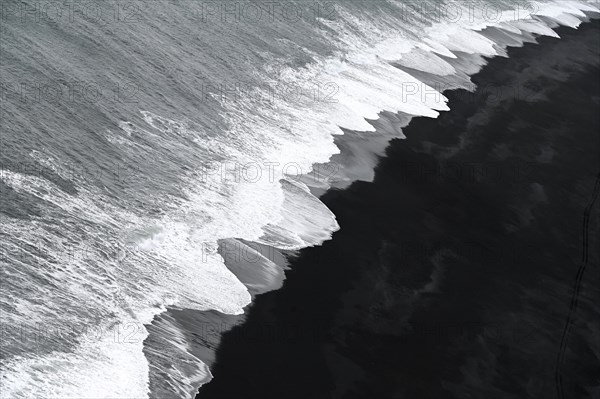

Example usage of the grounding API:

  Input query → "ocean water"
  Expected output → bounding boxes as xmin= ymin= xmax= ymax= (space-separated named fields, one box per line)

xmin=0 ymin=0 xmax=598 ymax=397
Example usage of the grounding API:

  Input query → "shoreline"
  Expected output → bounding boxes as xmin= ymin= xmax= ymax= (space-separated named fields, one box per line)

xmin=195 ymin=19 xmax=600 ymax=399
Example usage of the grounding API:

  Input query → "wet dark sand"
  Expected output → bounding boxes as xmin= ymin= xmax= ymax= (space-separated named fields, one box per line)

xmin=197 ymin=21 xmax=600 ymax=399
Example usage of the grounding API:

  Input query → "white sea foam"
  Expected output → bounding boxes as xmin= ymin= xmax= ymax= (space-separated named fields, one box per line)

xmin=1 ymin=1 xmax=598 ymax=398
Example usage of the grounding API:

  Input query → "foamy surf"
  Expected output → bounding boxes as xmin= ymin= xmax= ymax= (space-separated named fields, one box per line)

xmin=1 ymin=1 xmax=598 ymax=398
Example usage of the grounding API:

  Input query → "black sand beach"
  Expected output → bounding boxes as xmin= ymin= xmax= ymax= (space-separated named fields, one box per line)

xmin=197 ymin=21 xmax=600 ymax=399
